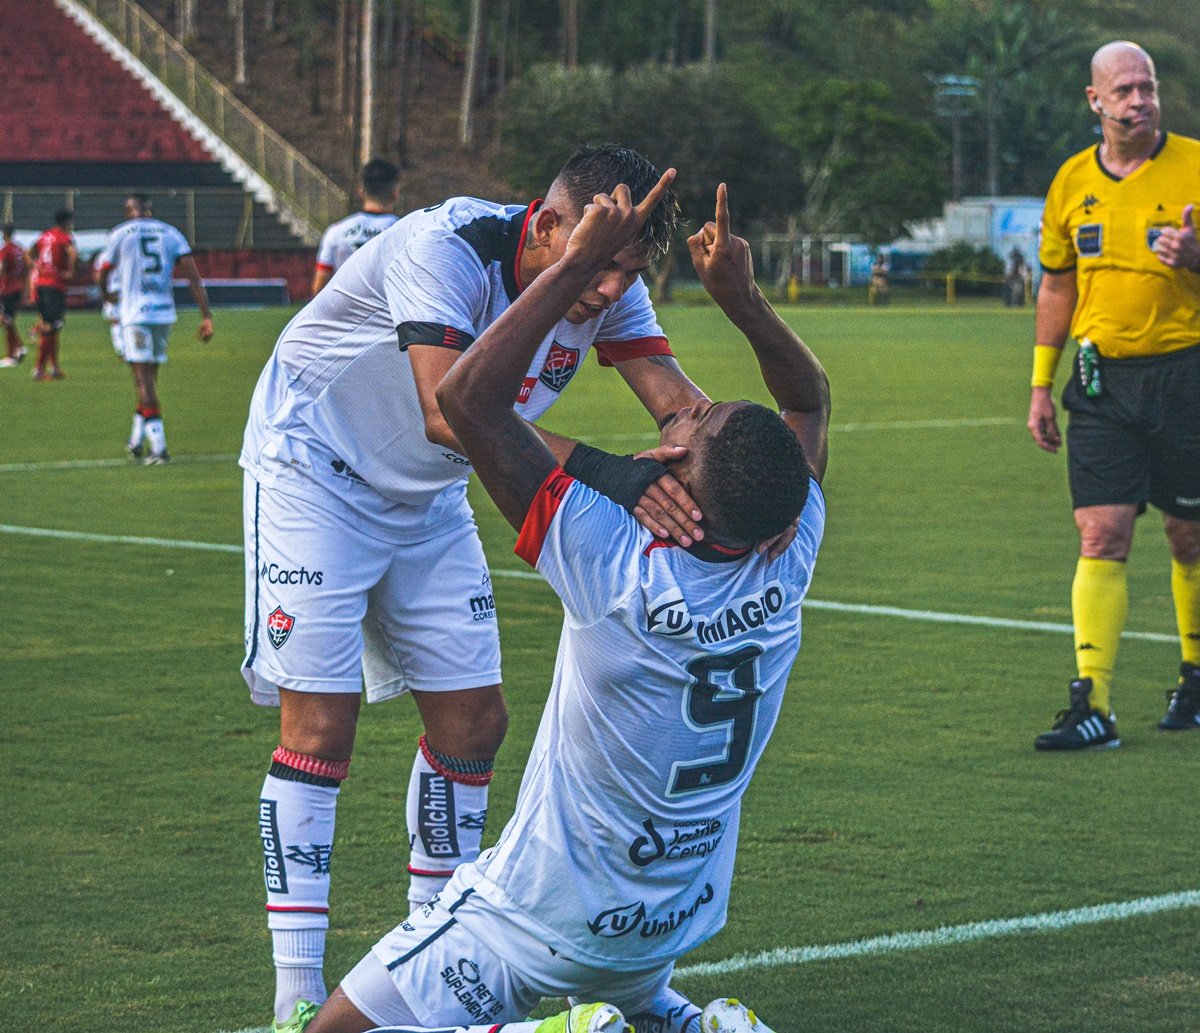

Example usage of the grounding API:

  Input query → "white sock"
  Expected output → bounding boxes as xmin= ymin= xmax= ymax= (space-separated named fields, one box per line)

xmin=128 ymin=412 xmax=144 ymax=450
xmin=144 ymin=416 xmax=167 ymax=455
xmin=272 ymin=927 xmax=327 ymax=1022
xmin=260 ymin=766 xmax=341 ymax=1020
xmin=405 ymin=743 xmax=490 ymax=908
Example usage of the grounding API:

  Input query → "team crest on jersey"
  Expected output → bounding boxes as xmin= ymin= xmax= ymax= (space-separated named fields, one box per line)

xmin=538 ymin=341 xmax=580 ymax=392
xmin=266 ymin=606 xmax=296 ymax=649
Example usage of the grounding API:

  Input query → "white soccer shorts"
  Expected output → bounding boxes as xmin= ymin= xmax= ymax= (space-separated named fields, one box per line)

xmin=242 ymin=474 xmax=502 ymax=704
xmin=341 ymin=868 xmax=674 ymax=1029
xmin=121 ymin=323 xmax=170 ymax=364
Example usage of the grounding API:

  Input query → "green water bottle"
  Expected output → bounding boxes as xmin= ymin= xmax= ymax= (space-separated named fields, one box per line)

xmin=1079 ymin=339 xmax=1102 ymax=398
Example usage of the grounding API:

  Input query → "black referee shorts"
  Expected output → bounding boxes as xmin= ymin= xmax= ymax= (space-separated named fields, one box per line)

xmin=1064 ymin=342 xmax=1200 ymax=520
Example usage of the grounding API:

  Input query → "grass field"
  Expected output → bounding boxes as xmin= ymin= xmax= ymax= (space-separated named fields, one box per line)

xmin=3 ymin=301 xmax=1199 ymax=1033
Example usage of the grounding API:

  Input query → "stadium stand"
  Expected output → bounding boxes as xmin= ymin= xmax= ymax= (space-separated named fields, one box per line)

xmin=0 ymin=0 xmax=315 ymax=299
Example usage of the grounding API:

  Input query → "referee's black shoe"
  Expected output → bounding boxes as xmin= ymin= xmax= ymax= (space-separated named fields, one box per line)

xmin=1158 ymin=663 xmax=1200 ymax=730
xmin=1034 ymin=678 xmax=1121 ymax=751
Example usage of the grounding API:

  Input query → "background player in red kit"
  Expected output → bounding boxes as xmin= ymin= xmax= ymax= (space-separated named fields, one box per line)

xmin=28 ymin=209 xmax=77 ymax=380
xmin=0 ymin=222 xmax=29 ymax=367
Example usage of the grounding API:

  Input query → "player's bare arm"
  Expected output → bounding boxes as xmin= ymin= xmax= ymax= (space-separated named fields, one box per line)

xmin=687 ymin=183 xmax=831 ymax=483
xmin=176 ymin=255 xmax=214 ymax=341
xmin=438 ymin=171 xmax=677 ymax=530
xmin=1028 ymin=268 xmax=1077 ymax=453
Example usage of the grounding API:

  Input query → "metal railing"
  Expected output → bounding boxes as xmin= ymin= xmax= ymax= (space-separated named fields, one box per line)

xmin=67 ymin=0 xmax=347 ymax=245
xmin=1 ymin=186 xmax=301 ymax=250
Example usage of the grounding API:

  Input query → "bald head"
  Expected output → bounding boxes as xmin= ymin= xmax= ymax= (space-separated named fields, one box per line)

xmin=1091 ymin=41 xmax=1154 ymax=88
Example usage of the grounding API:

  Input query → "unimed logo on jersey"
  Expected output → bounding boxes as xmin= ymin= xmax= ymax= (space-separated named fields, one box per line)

xmin=538 ymin=341 xmax=580 ymax=392
xmin=418 ymin=773 xmax=460 ymax=858
xmin=259 ymin=799 xmax=288 ymax=894
xmin=588 ymin=883 xmax=715 ymax=938
xmin=647 ymin=582 xmax=786 ymax=644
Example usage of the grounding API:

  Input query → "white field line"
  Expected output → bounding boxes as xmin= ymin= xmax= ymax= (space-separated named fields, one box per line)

xmin=0 ymin=418 xmax=1021 ymax=474
xmin=675 ymin=888 xmax=1200 ymax=978
xmin=216 ymin=888 xmax=1200 ymax=1033
xmin=0 ymin=524 xmax=1177 ymax=645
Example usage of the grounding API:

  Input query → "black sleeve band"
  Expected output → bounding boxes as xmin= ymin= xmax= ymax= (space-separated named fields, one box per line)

xmin=564 ymin=442 xmax=667 ymax=513
xmin=396 ymin=321 xmax=475 ymax=352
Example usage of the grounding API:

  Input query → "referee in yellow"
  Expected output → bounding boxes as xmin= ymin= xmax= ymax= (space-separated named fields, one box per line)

xmin=1029 ymin=41 xmax=1200 ymax=750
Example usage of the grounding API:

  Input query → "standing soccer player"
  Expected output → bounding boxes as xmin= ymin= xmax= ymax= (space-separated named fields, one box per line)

xmin=1028 ymin=41 xmax=1200 ymax=749
xmin=303 ymin=181 xmax=827 ymax=1033
xmin=242 ymin=145 xmax=743 ymax=1033
xmin=0 ymin=223 xmax=29 ymax=367
xmin=310 ymin=158 xmax=401 ymax=296
xmin=94 ymin=194 xmax=215 ymax=464
xmin=28 ymin=209 xmax=76 ymax=380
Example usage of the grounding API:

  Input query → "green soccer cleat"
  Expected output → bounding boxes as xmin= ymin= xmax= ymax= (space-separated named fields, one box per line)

xmin=271 ymin=998 xmax=320 ymax=1033
xmin=699 ymin=998 xmax=776 ymax=1033
xmin=535 ymin=1002 xmax=629 ymax=1033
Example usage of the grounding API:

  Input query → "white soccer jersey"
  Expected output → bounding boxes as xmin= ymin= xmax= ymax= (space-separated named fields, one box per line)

xmin=315 ymin=210 xmax=400 ymax=274
xmin=96 ymin=218 xmax=191 ymax=326
xmin=458 ymin=469 xmax=826 ymax=971
xmin=241 ymin=197 xmax=671 ymax=528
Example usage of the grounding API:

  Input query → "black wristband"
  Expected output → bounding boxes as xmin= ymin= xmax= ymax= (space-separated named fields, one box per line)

xmin=563 ymin=442 xmax=667 ymax=513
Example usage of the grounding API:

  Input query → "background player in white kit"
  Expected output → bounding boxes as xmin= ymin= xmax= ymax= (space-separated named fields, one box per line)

xmin=94 ymin=193 xmax=214 ymax=464
xmin=242 ymin=145 xmax=750 ymax=1033
xmin=300 ymin=182 xmax=829 ymax=1033
xmin=311 ymin=158 xmax=401 ymax=296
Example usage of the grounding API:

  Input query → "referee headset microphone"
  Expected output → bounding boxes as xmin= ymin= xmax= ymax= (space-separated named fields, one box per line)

xmin=1091 ymin=100 xmax=1136 ymax=127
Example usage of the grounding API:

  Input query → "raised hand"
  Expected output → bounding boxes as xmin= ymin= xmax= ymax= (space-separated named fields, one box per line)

xmin=564 ymin=168 xmax=676 ymax=266
xmin=1153 ymin=203 xmax=1200 ymax=270
xmin=686 ymin=183 xmax=756 ymax=313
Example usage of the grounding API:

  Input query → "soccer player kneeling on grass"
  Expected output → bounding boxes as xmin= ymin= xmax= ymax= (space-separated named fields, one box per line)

xmin=300 ymin=181 xmax=829 ymax=1033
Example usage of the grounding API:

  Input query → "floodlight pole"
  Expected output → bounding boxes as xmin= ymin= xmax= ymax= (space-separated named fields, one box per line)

xmin=934 ymin=74 xmax=980 ymax=202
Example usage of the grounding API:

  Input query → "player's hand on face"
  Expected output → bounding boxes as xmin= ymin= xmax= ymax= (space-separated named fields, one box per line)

xmin=565 ymin=168 xmax=676 ymax=266
xmin=757 ymin=518 xmax=799 ymax=561
xmin=1153 ymin=204 xmax=1200 ymax=269
xmin=197 ymin=317 xmax=214 ymax=343
xmin=631 ymin=444 xmax=704 ymax=547
xmin=686 ymin=183 xmax=756 ymax=310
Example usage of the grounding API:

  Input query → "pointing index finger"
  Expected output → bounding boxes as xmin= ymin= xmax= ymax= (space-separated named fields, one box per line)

xmin=634 ymin=168 xmax=676 ymax=220
xmin=714 ymin=182 xmax=729 ymax=244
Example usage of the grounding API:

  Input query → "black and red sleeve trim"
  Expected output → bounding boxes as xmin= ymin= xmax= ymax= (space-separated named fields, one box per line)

xmin=515 ymin=467 xmax=574 ymax=567
xmin=594 ymin=335 xmax=673 ymax=367
xmin=396 ymin=321 xmax=476 ymax=352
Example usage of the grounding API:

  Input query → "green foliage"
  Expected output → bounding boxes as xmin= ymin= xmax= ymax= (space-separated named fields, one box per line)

xmin=499 ymin=60 xmax=943 ymax=244
xmin=497 ymin=62 xmax=791 ymax=230
xmin=924 ymin=240 xmax=1004 ymax=277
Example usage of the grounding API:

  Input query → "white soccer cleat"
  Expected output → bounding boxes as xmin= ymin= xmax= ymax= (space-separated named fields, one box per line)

xmin=699 ymin=998 xmax=776 ymax=1033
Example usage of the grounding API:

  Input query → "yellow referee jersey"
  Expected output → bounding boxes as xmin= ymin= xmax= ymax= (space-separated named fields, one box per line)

xmin=1039 ymin=132 xmax=1200 ymax=358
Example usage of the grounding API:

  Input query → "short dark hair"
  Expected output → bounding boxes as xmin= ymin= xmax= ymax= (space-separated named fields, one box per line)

xmin=360 ymin=158 xmax=400 ymax=200
xmin=698 ymin=403 xmax=810 ymax=545
xmin=54 ymin=210 xmax=73 ymax=228
xmin=127 ymin=193 xmax=153 ymax=213
xmin=551 ymin=144 xmax=679 ymax=261
xmin=2 ymin=222 xmax=13 ymax=238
